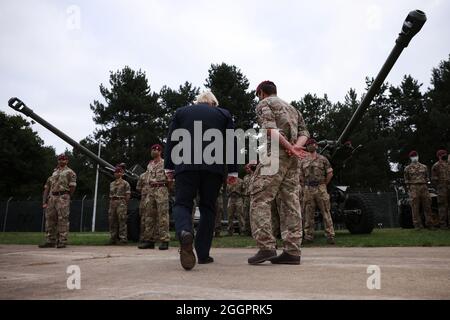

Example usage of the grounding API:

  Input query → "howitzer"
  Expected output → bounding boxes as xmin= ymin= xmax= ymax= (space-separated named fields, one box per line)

xmin=8 ymin=97 xmax=144 ymax=241
xmin=8 ymin=97 xmax=140 ymax=182
xmin=320 ymin=10 xmax=427 ymax=160
xmin=313 ymin=10 xmax=427 ymax=234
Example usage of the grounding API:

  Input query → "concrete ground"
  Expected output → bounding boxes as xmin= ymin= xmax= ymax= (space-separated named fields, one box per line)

xmin=0 ymin=245 xmax=449 ymax=300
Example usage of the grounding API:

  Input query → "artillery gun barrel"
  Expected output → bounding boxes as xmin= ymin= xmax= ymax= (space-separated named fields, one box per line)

xmin=334 ymin=10 xmax=427 ymax=157
xmin=8 ymin=97 xmax=116 ymax=173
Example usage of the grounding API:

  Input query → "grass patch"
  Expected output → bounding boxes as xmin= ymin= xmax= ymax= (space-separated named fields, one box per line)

xmin=0 ymin=228 xmax=448 ymax=247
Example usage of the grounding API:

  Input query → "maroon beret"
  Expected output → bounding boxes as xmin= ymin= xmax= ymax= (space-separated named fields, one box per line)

xmin=305 ymin=138 xmax=318 ymax=147
xmin=151 ymin=144 xmax=163 ymax=151
xmin=437 ymin=150 xmax=448 ymax=158
xmin=409 ymin=151 xmax=418 ymax=158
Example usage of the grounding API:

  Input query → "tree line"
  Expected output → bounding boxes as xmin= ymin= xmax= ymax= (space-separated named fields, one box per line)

xmin=1 ymin=56 xmax=449 ymax=199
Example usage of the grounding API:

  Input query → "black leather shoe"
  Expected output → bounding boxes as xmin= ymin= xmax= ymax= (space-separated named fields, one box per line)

xmin=38 ymin=242 xmax=55 ymax=248
xmin=138 ymin=242 xmax=155 ymax=249
xmin=198 ymin=256 xmax=214 ymax=264
xmin=248 ymin=250 xmax=277 ymax=265
xmin=159 ymin=242 xmax=169 ymax=250
xmin=179 ymin=231 xmax=196 ymax=271
xmin=269 ymin=251 xmax=301 ymax=265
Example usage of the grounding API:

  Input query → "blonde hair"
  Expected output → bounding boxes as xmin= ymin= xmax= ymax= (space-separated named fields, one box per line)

xmin=194 ymin=91 xmax=219 ymax=107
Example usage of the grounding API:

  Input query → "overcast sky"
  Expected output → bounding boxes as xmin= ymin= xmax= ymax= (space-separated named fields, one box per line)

xmin=1 ymin=0 xmax=449 ymax=153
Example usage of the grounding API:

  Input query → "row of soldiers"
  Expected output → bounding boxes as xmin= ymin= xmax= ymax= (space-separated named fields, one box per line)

xmin=404 ymin=149 xmax=450 ymax=230
xmin=37 ymin=144 xmax=449 ymax=249
xmin=38 ymin=142 xmax=337 ymax=249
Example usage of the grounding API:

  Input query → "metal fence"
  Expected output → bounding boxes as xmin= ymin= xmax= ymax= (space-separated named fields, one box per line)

xmin=0 ymin=192 xmax=401 ymax=232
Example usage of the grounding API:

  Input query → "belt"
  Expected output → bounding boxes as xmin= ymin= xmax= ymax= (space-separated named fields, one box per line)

xmin=305 ymin=181 xmax=322 ymax=187
xmin=52 ymin=191 xmax=70 ymax=196
xmin=111 ymin=196 xmax=126 ymax=200
xmin=150 ymin=183 xmax=167 ymax=188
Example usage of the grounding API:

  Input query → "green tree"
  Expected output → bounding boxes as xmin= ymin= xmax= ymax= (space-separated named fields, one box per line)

xmin=159 ymin=81 xmax=200 ymax=132
xmin=0 ymin=111 xmax=56 ymax=199
xmin=90 ymin=66 xmax=163 ymax=169
xmin=389 ymin=75 xmax=427 ymax=172
xmin=425 ymin=54 xmax=450 ymax=158
xmin=291 ymin=93 xmax=333 ymax=140
xmin=205 ymin=63 xmax=257 ymax=130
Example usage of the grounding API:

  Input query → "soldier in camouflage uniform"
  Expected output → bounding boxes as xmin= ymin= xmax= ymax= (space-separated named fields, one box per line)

xmin=432 ymin=150 xmax=450 ymax=229
xmin=248 ymin=81 xmax=309 ymax=265
xmin=241 ymin=165 xmax=254 ymax=236
xmin=301 ymin=139 xmax=336 ymax=244
xmin=39 ymin=154 xmax=77 ymax=249
xmin=215 ymin=186 xmax=225 ymax=237
xmin=137 ymin=168 xmax=153 ymax=246
xmin=227 ymin=177 xmax=244 ymax=235
xmin=108 ymin=166 xmax=131 ymax=245
xmin=138 ymin=144 xmax=171 ymax=250
xmin=299 ymin=158 xmax=306 ymax=227
xmin=404 ymin=151 xmax=436 ymax=230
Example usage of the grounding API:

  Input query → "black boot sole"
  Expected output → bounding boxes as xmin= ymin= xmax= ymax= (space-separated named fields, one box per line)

xmin=180 ymin=233 xmax=196 ymax=271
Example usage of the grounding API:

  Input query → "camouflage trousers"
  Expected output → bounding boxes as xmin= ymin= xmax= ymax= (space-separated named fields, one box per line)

xmin=242 ymin=195 xmax=251 ymax=235
xmin=215 ymin=195 xmax=224 ymax=234
xmin=250 ymin=156 xmax=302 ymax=256
xmin=409 ymin=184 xmax=436 ymax=228
xmin=271 ymin=200 xmax=280 ymax=238
xmin=227 ymin=195 xmax=244 ymax=234
xmin=436 ymin=184 xmax=450 ymax=228
xmin=299 ymin=186 xmax=306 ymax=227
xmin=45 ymin=194 xmax=70 ymax=245
xmin=304 ymin=185 xmax=335 ymax=240
xmin=109 ymin=199 xmax=128 ymax=242
xmin=141 ymin=188 xmax=170 ymax=242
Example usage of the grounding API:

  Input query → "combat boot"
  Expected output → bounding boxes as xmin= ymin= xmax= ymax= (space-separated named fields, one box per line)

xmin=138 ymin=242 xmax=155 ymax=249
xmin=56 ymin=243 xmax=66 ymax=249
xmin=214 ymin=231 xmax=221 ymax=238
xmin=38 ymin=242 xmax=55 ymax=248
xmin=159 ymin=242 xmax=169 ymax=251
xmin=269 ymin=251 xmax=301 ymax=265
xmin=198 ymin=256 xmax=214 ymax=264
xmin=327 ymin=237 xmax=336 ymax=245
xmin=179 ymin=231 xmax=196 ymax=271
xmin=248 ymin=249 xmax=277 ymax=265
xmin=108 ymin=239 xmax=118 ymax=246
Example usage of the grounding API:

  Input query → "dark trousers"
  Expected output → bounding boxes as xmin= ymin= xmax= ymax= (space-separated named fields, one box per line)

xmin=173 ymin=171 xmax=223 ymax=260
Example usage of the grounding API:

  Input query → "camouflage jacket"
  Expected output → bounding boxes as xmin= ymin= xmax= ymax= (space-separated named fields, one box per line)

xmin=256 ymin=96 xmax=310 ymax=152
xmin=404 ymin=162 xmax=429 ymax=185
xmin=431 ymin=161 xmax=450 ymax=186
xmin=136 ymin=171 xmax=152 ymax=196
xmin=45 ymin=166 xmax=77 ymax=193
xmin=242 ymin=174 xmax=252 ymax=196
xmin=300 ymin=154 xmax=333 ymax=185
xmin=227 ymin=178 xmax=243 ymax=197
xmin=109 ymin=178 xmax=131 ymax=198
xmin=147 ymin=159 xmax=168 ymax=184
